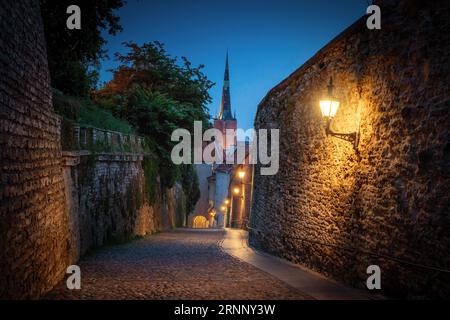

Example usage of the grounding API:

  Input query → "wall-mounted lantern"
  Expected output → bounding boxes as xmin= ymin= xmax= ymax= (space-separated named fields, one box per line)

xmin=233 ymin=187 xmax=240 ymax=195
xmin=224 ymin=199 xmax=230 ymax=205
xmin=319 ymin=77 xmax=359 ymax=150
xmin=238 ymin=170 xmax=246 ymax=179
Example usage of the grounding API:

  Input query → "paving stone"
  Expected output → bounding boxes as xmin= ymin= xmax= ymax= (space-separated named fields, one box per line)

xmin=46 ymin=230 xmax=312 ymax=300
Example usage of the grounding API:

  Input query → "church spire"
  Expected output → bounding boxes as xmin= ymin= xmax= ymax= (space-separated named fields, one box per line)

xmin=219 ymin=52 xmax=234 ymax=120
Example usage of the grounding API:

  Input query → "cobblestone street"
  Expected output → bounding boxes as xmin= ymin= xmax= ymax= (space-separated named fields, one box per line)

xmin=46 ymin=229 xmax=312 ymax=300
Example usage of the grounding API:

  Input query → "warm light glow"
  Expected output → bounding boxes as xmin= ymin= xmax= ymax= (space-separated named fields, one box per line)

xmin=320 ymin=99 xmax=340 ymax=118
xmin=193 ymin=216 xmax=208 ymax=228
xmin=238 ymin=170 xmax=246 ymax=179
xmin=233 ymin=187 xmax=240 ymax=195
xmin=220 ymin=206 xmax=226 ymax=211
xmin=224 ymin=199 xmax=230 ymax=205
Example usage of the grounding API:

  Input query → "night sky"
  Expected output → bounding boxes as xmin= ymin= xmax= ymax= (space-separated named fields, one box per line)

xmin=99 ymin=0 xmax=369 ymax=137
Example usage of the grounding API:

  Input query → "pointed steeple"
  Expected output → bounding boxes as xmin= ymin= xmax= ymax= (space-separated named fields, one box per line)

xmin=219 ymin=52 xmax=234 ymax=120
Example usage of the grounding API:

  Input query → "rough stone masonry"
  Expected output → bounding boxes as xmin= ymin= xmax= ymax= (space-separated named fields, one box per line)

xmin=250 ymin=0 xmax=450 ymax=299
xmin=0 ymin=0 xmax=71 ymax=298
xmin=0 ymin=1 xmax=186 ymax=299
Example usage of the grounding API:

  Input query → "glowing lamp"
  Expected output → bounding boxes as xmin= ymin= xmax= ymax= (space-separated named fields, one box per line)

xmin=237 ymin=170 xmax=246 ymax=179
xmin=320 ymin=77 xmax=340 ymax=118
xmin=320 ymin=100 xmax=340 ymax=118
xmin=224 ymin=199 xmax=230 ymax=205
xmin=233 ymin=187 xmax=240 ymax=195
xmin=319 ymin=77 xmax=359 ymax=150
xmin=220 ymin=206 xmax=226 ymax=212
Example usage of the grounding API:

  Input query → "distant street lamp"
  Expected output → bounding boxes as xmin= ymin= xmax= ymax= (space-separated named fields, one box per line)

xmin=224 ymin=198 xmax=230 ymax=205
xmin=319 ymin=77 xmax=359 ymax=150
xmin=233 ymin=187 xmax=240 ymax=195
xmin=238 ymin=170 xmax=246 ymax=179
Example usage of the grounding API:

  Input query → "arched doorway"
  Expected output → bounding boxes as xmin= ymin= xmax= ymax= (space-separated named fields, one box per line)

xmin=192 ymin=216 xmax=208 ymax=229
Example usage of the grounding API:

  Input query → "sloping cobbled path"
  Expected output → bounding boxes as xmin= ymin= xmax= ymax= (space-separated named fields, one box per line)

xmin=46 ymin=229 xmax=312 ymax=300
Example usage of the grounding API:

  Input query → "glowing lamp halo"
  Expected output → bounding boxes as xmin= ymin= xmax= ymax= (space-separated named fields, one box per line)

xmin=319 ymin=98 xmax=340 ymax=118
xmin=318 ymin=76 xmax=359 ymax=151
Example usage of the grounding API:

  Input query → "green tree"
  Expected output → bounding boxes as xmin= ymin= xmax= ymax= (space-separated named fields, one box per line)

xmin=97 ymin=41 xmax=214 ymax=120
xmin=94 ymin=42 xmax=213 ymax=211
xmin=120 ymin=86 xmax=187 ymax=187
xmin=113 ymin=85 xmax=207 ymax=189
xmin=40 ymin=0 xmax=124 ymax=96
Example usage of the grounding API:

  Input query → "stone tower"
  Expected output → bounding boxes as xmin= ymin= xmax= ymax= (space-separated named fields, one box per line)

xmin=214 ymin=52 xmax=237 ymax=150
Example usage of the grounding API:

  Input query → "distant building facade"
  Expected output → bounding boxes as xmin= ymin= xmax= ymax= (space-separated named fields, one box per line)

xmin=188 ymin=53 xmax=253 ymax=229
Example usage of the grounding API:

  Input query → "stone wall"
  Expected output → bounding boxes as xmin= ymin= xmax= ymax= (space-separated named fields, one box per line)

xmin=250 ymin=1 xmax=450 ymax=298
xmin=0 ymin=0 xmax=71 ymax=299
xmin=62 ymin=146 xmax=186 ymax=260
xmin=0 ymin=1 xmax=186 ymax=298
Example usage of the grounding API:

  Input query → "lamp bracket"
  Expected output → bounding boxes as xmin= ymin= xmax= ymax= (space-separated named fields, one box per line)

xmin=325 ymin=118 xmax=359 ymax=150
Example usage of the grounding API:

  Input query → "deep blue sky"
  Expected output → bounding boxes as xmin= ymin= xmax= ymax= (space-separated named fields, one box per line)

xmin=99 ymin=0 xmax=368 ymax=135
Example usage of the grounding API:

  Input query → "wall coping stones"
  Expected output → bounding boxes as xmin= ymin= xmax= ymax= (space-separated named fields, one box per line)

xmin=62 ymin=119 xmax=146 ymax=154
xmin=62 ymin=151 xmax=81 ymax=167
xmin=96 ymin=153 xmax=144 ymax=162
xmin=62 ymin=150 xmax=144 ymax=164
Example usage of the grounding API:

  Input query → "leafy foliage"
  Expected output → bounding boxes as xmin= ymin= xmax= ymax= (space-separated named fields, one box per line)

xmin=41 ymin=1 xmax=206 ymax=216
xmin=96 ymin=41 xmax=214 ymax=117
xmin=40 ymin=0 xmax=124 ymax=96
xmin=180 ymin=165 xmax=201 ymax=219
xmin=143 ymin=154 xmax=160 ymax=205
xmin=53 ymin=90 xmax=134 ymax=134
xmin=94 ymin=42 xmax=212 ymax=212
xmin=109 ymin=86 xmax=196 ymax=187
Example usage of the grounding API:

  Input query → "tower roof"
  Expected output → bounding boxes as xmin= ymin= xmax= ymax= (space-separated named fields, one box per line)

xmin=219 ymin=52 xmax=235 ymax=121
